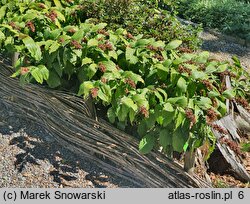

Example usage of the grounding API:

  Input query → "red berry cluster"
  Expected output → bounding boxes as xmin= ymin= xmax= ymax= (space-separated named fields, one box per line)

xmin=38 ymin=3 xmax=46 ymax=9
xmin=178 ymin=47 xmax=193 ymax=53
xmin=211 ymin=124 xmax=228 ymax=135
xmin=126 ymin=33 xmax=134 ymax=39
xmin=90 ymin=88 xmax=99 ymax=98
xmin=206 ymin=108 xmax=218 ymax=123
xmin=98 ymin=63 xmax=106 ymax=73
xmin=211 ymin=98 xmax=218 ymax=108
xmin=68 ymin=28 xmax=76 ymax=33
xmin=178 ymin=65 xmax=191 ymax=75
xmin=198 ymin=64 xmax=206 ymax=71
xmin=201 ymin=79 xmax=213 ymax=90
xmin=125 ymin=88 xmax=129 ymax=94
xmin=139 ymin=106 xmax=149 ymax=118
xmin=124 ymin=78 xmax=136 ymax=88
xmin=219 ymin=84 xmax=227 ymax=93
xmin=101 ymin=77 xmax=107 ymax=83
xmin=81 ymin=37 xmax=87 ymax=43
xmin=46 ymin=10 xmax=57 ymax=22
xmin=58 ymin=37 xmax=65 ymax=43
xmin=98 ymin=41 xmax=113 ymax=51
xmin=219 ymin=70 xmax=236 ymax=78
xmin=147 ymin=45 xmax=164 ymax=52
xmin=185 ymin=109 xmax=196 ymax=125
xmin=20 ymin=67 xmax=29 ymax=75
xmin=219 ymin=136 xmax=244 ymax=157
xmin=71 ymin=40 xmax=82 ymax=49
xmin=97 ymin=37 xmax=104 ymax=41
xmin=9 ymin=22 xmax=20 ymax=30
xmin=153 ymin=54 xmax=164 ymax=61
xmin=235 ymin=97 xmax=249 ymax=107
xmin=97 ymin=29 xmax=109 ymax=36
xmin=26 ymin=21 xmax=35 ymax=32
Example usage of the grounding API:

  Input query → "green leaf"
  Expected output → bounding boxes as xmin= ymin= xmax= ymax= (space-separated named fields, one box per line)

xmin=195 ymin=97 xmax=212 ymax=109
xmin=0 ymin=30 xmax=5 ymax=41
xmin=163 ymin=102 xmax=174 ymax=112
xmin=22 ymin=36 xmax=42 ymax=61
xmin=53 ymin=0 xmax=63 ymax=8
xmin=101 ymin=61 xmax=117 ymax=72
xmin=162 ymin=111 xmax=176 ymax=127
xmin=31 ymin=67 xmax=43 ymax=84
xmin=138 ymin=121 xmax=147 ymax=137
xmin=86 ymin=63 xmax=97 ymax=79
xmin=82 ymin=57 xmax=93 ymax=65
xmin=38 ymin=65 xmax=49 ymax=80
xmin=217 ymin=64 xmax=228 ymax=73
xmin=78 ymin=81 xmax=94 ymax=98
xmin=50 ymin=29 xmax=61 ymax=40
xmin=98 ymin=84 xmax=111 ymax=103
xmin=205 ymin=64 xmax=217 ymax=74
xmin=72 ymin=30 xmax=84 ymax=41
xmin=117 ymin=104 xmax=129 ymax=122
xmin=46 ymin=71 xmax=61 ymax=88
xmin=122 ymin=71 xmax=144 ymax=83
xmin=222 ymin=89 xmax=235 ymax=99
xmin=125 ymin=47 xmax=138 ymax=64
xmin=172 ymin=128 xmax=188 ymax=153
xmin=107 ymin=107 xmax=116 ymax=123
xmin=0 ymin=5 xmax=7 ymax=19
xmin=175 ymin=111 xmax=185 ymax=129
xmin=208 ymin=91 xmax=220 ymax=98
xmin=177 ymin=77 xmax=187 ymax=93
xmin=168 ymin=96 xmax=187 ymax=107
xmin=196 ymin=51 xmax=209 ymax=63
xmin=129 ymin=109 xmax=136 ymax=123
xmin=191 ymin=70 xmax=206 ymax=79
xmin=159 ymin=129 xmax=172 ymax=148
xmin=87 ymin=39 xmax=98 ymax=47
xmin=156 ymin=88 xmax=168 ymax=102
xmin=166 ymin=40 xmax=182 ymax=50
xmin=218 ymin=100 xmax=227 ymax=115
xmin=132 ymin=94 xmax=149 ymax=109
xmin=139 ymin=133 xmax=156 ymax=154
xmin=54 ymin=10 xmax=65 ymax=22
xmin=135 ymin=39 xmax=150 ymax=47
xmin=108 ymin=50 xmax=118 ymax=60
xmin=121 ymin=96 xmax=137 ymax=111
xmin=92 ymin=23 xmax=107 ymax=32
xmin=49 ymin=42 xmax=60 ymax=54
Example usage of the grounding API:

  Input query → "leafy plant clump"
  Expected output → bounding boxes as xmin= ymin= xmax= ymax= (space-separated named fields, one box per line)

xmin=0 ymin=0 xmax=250 ymax=162
xmin=177 ymin=0 xmax=250 ymax=42
xmin=64 ymin=0 xmax=203 ymax=50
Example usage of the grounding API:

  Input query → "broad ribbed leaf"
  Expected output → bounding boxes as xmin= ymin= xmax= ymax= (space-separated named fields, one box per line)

xmin=31 ymin=67 xmax=43 ymax=83
xmin=22 ymin=36 xmax=42 ymax=61
xmin=78 ymin=81 xmax=94 ymax=98
xmin=166 ymin=40 xmax=182 ymax=50
xmin=139 ymin=133 xmax=156 ymax=154
xmin=46 ymin=71 xmax=61 ymax=88
xmin=177 ymin=77 xmax=187 ymax=93
xmin=159 ymin=129 xmax=172 ymax=149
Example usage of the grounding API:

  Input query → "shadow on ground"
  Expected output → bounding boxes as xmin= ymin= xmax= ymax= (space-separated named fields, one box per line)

xmin=0 ymin=101 xmax=136 ymax=188
xmin=201 ymin=33 xmax=250 ymax=57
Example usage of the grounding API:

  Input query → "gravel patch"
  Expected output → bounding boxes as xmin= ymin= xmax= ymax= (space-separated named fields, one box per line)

xmin=200 ymin=31 xmax=250 ymax=71
xmin=0 ymin=101 xmax=138 ymax=188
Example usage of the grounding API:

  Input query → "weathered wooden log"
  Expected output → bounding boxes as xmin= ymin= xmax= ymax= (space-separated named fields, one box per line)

xmin=0 ymin=59 xmax=210 ymax=188
xmin=211 ymin=115 xmax=250 ymax=182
